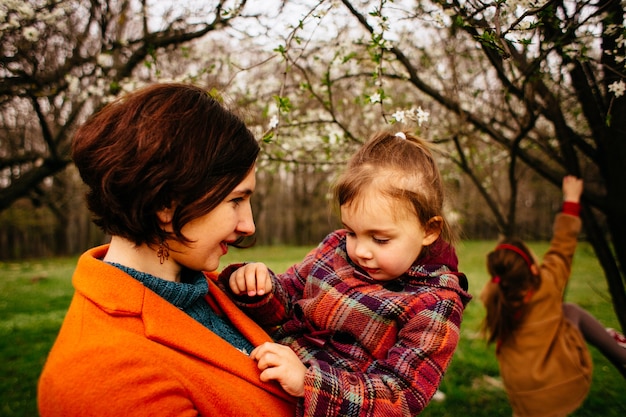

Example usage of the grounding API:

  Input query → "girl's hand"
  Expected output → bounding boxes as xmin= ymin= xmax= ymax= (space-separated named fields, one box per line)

xmin=251 ymin=342 xmax=306 ymax=397
xmin=562 ymin=175 xmax=583 ymax=203
xmin=229 ymin=262 xmax=273 ymax=297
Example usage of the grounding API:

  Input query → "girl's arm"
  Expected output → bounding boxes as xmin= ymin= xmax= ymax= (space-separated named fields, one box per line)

xmin=541 ymin=176 xmax=583 ymax=291
xmin=217 ymin=245 xmax=318 ymax=327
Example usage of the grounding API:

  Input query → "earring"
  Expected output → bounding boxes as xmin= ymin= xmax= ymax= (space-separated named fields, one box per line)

xmin=157 ymin=241 xmax=170 ymax=264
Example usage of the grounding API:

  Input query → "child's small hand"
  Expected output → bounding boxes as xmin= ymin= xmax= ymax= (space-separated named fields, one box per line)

xmin=229 ymin=262 xmax=273 ymax=297
xmin=251 ymin=342 xmax=306 ymax=397
xmin=562 ymin=175 xmax=583 ymax=203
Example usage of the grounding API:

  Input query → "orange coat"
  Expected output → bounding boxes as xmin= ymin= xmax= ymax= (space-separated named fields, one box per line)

xmin=38 ymin=245 xmax=296 ymax=417
xmin=480 ymin=214 xmax=592 ymax=417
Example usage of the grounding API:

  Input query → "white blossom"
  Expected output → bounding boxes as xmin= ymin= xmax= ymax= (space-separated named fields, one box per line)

xmin=22 ymin=26 xmax=39 ymax=42
xmin=7 ymin=15 xmax=19 ymax=29
xmin=608 ymin=80 xmax=625 ymax=98
xmin=369 ymin=93 xmax=381 ymax=103
xmin=413 ymin=106 xmax=430 ymax=126
xmin=268 ymin=115 xmax=279 ymax=129
xmin=65 ymin=75 xmax=80 ymax=94
xmin=392 ymin=110 xmax=405 ymax=122
xmin=97 ymin=54 xmax=114 ymax=68
xmin=3 ymin=0 xmax=24 ymax=10
xmin=43 ymin=7 xmax=66 ymax=23
xmin=15 ymin=3 xmax=35 ymax=20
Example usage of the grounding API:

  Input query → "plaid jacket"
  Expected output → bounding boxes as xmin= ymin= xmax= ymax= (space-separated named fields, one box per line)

xmin=221 ymin=230 xmax=471 ymax=417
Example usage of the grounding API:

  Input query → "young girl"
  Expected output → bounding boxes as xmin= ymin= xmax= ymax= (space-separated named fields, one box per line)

xmin=219 ymin=130 xmax=472 ymax=417
xmin=481 ymin=176 xmax=626 ymax=417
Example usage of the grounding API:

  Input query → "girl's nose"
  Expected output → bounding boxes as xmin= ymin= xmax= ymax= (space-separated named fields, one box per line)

xmin=354 ymin=241 xmax=372 ymax=259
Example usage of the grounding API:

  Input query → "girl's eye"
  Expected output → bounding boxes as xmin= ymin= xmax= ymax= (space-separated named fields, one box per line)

xmin=373 ymin=237 xmax=390 ymax=244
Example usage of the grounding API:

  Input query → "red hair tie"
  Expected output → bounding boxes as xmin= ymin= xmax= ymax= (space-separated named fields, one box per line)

xmin=491 ymin=276 xmax=501 ymax=284
xmin=495 ymin=243 xmax=534 ymax=268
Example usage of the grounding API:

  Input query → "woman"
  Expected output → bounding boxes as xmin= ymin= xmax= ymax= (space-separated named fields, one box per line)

xmin=38 ymin=83 xmax=297 ymax=416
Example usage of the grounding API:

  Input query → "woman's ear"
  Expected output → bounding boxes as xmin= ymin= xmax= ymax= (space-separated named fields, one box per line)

xmin=422 ymin=216 xmax=443 ymax=246
xmin=156 ymin=206 xmax=175 ymax=230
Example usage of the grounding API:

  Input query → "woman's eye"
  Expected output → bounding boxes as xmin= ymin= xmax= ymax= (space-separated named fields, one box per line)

xmin=230 ymin=197 xmax=244 ymax=206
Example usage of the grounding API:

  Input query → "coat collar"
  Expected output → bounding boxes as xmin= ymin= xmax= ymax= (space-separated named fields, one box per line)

xmin=73 ymin=245 xmax=294 ymax=403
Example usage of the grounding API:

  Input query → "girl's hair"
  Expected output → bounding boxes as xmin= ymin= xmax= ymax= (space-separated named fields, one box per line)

xmin=333 ymin=129 xmax=454 ymax=244
xmin=482 ymin=238 xmax=541 ymax=345
xmin=71 ymin=83 xmax=259 ymax=247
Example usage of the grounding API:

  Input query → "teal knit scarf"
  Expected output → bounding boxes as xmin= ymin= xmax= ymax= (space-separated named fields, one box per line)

xmin=107 ymin=262 xmax=254 ymax=355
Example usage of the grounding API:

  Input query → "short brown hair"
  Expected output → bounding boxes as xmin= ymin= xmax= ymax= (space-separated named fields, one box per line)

xmin=72 ymin=83 xmax=259 ymax=246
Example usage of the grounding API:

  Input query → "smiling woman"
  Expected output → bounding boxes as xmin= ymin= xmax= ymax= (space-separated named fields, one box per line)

xmin=154 ymin=168 xmax=257 ymax=274
xmin=37 ymin=83 xmax=297 ymax=417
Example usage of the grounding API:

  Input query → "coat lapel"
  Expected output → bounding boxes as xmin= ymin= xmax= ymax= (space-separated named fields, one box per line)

xmin=76 ymin=246 xmax=293 ymax=403
xmin=203 ymin=271 xmax=277 ymax=346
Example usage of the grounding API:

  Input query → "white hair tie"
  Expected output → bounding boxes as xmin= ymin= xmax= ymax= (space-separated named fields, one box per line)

xmin=395 ymin=132 xmax=406 ymax=140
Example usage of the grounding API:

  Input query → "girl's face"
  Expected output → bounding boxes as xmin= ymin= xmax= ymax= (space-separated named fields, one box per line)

xmin=341 ymin=192 xmax=440 ymax=281
xmin=164 ymin=167 xmax=257 ymax=273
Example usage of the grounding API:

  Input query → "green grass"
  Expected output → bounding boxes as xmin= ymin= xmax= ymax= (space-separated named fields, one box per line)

xmin=1 ymin=242 xmax=624 ymax=416
xmin=0 ymin=257 xmax=77 ymax=417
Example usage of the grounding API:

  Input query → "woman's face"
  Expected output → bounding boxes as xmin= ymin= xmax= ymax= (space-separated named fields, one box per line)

xmin=166 ymin=167 xmax=256 ymax=273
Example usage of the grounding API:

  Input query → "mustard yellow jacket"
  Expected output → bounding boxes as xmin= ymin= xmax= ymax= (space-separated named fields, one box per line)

xmin=38 ymin=245 xmax=296 ymax=416
xmin=480 ymin=214 xmax=592 ymax=417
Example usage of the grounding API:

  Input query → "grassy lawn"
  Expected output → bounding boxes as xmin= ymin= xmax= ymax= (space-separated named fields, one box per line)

xmin=0 ymin=257 xmax=77 ymax=417
xmin=1 ymin=241 xmax=624 ymax=416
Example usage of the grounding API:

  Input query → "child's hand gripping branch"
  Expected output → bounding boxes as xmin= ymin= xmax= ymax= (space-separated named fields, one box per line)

xmin=562 ymin=175 xmax=583 ymax=204
xmin=229 ymin=263 xmax=308 ymax=398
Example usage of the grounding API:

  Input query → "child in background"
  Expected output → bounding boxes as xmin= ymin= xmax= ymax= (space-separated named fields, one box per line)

xmin=220 ymin=130 xmax=471 ymax=417
xmin=481 ymin=175 xmax=626 ymax=417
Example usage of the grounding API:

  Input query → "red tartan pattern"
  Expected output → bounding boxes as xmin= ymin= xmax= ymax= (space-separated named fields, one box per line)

xmin=221 ymin=230 xmax=471 ymax=417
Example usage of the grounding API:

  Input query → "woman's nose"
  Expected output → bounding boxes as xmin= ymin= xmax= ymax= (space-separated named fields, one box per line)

xmin=237 ymin=204 xmax=256 ymax=236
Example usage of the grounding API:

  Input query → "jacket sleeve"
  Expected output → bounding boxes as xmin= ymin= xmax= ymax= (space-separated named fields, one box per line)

xmin=217 ymin=246 xmax=318 ymax=327
xmin=300 ymin=286 xmax=465 ymax=417
xmin=540 ymin=212 xmax=582 ymax=293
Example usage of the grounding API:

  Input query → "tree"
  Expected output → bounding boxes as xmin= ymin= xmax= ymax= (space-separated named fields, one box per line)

xmin=264 ymin=0 xmax=626 ymax=329
xmin=2 ymin=0 xmax=625 ymax=334
xmin=0 ymin=0 xmax=249 ymax=213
